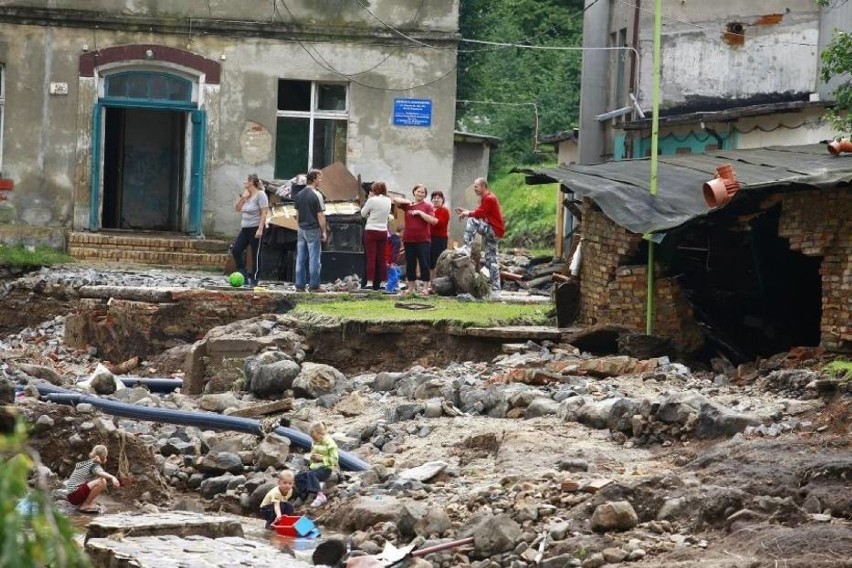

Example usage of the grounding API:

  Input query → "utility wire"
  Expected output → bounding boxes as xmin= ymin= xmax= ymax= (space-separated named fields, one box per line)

xmin=275 ymin=0 xmax=456 ymax=91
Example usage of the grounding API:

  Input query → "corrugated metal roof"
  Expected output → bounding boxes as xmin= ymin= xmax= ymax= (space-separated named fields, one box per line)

xmin=521 ymin=144 xmax=852 ymax=235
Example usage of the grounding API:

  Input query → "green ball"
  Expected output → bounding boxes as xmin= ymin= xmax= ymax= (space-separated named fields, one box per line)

xmin=229 ymin=272 xmax=245 ymax=287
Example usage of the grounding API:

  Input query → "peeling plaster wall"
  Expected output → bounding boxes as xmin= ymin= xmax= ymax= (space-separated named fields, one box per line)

xmin=0 ymin=0 xmax=459 ymax=241
xmin=633 ymin=1 xmax=819 ymax=110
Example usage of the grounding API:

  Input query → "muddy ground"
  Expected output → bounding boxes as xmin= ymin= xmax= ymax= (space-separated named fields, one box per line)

xmin=2 ymin=265 xmax=851 ymax=568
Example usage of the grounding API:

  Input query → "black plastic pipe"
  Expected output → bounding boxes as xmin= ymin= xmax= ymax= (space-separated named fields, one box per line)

xmin=33 ymin=384 xmax=368 ymax=472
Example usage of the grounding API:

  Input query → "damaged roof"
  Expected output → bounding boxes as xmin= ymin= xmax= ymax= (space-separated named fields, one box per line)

xmin=520 ymin=144 xmax=852 ymax=235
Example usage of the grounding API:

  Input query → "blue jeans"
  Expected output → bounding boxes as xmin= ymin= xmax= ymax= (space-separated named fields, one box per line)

xmin=295 ymin=227 xmax=322 ymax=290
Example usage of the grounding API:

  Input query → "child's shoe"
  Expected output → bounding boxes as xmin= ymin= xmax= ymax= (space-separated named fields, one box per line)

xmin=310 ymin=492 xmax=328 ymax=507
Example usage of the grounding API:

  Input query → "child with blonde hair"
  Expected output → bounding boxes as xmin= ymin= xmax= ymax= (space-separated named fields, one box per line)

xmin=259 ymin=470 xmax=295 ymax=529
xmin=294 ymin=421 xmax=339 ymax=507
xmin=58 ymin=445 xmax=119 ymax=513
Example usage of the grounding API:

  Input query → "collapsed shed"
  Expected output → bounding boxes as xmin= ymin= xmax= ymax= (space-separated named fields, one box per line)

xmin=522 ymin=144 xmax=852 ymax=361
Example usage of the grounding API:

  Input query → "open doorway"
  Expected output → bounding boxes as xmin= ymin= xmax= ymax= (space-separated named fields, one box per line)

xmin=102 ymin=108 xmax=186 ymax=231
xmin=667 ymin=202 xmax=823 ymax=362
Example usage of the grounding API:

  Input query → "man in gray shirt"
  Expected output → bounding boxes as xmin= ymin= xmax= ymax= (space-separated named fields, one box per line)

xmin=293 ymin=169 xmax=327 ymax=291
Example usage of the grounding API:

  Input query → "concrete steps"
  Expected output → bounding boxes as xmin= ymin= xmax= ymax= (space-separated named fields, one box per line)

xmin=67 ymin=232 xmax=230 ymax=269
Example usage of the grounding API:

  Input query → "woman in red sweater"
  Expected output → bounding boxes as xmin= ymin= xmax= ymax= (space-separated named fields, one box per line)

xmin=393 ymin=184 xmax=437 ymax=293
xmin=429 ymin=190 xmax=450 ymax=271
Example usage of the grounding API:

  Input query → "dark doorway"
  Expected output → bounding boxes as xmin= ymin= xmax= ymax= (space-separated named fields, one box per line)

xmin=103 ymin=108 xmax=186 ymax=230
xmin=669 ymin=203 xmax=822 ymax=362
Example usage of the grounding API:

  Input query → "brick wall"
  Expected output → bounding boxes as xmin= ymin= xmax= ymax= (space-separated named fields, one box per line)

xmin=579 ymin=188 xmax=852 ymax=354
xmin=578 ymin=201 xmax=704 ymax=352
xmin=777 ymin=188 xmax=851 ymax=350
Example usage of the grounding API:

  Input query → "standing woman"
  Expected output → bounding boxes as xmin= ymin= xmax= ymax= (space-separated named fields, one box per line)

xmin=393 ymin=184 xmax=437 ymax=293
xmin=429 ymin=190 xmax=450 ymax=271
xmin=232 ymin=173 xmax=269 ymax=287
xmin=360 ymin=181 xmax=392 ymax=290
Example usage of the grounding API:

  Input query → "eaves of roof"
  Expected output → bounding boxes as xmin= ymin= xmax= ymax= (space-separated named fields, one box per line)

xmin=621 ymin=100 xmax=832 ymax=131
xmin=517 ymin=144 xmax=852 ymax=236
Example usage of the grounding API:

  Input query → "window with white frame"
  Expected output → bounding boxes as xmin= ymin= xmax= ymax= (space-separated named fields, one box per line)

xmin=275 ymin=80 xmax=348 ymax=180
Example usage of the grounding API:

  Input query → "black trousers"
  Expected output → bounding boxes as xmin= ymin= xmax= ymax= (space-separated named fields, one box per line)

xmin=295 ymin=466 xmax=332 ymax=500
xmin=404 ymin=242 xmax=431 ymax=282
xmin=260 ymin=501 xmax=295 ymax=528
xmin=232 ymin=226 xmax=261 ymax=282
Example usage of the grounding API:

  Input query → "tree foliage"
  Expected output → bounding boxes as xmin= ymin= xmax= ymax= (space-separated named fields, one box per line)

xmin=457 ymin=0 xmax=584 ymax=172
xmin=0 ymin=420 xmax=92 ymax=568
xmin=820 ymin=28 xmax=852 ymax=136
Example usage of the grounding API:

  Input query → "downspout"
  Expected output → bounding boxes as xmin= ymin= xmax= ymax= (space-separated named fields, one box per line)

xmin=646 ymin=0 xmax=662 ymax=335
xmin=627 ymin=0 xmax=641 ymax=157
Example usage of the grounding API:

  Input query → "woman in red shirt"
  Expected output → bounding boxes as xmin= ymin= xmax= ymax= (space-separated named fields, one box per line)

xmin=429 ymin=190 xmax=450 ymax=270
xmin=393 ymin=184 xmax=437 ymax=292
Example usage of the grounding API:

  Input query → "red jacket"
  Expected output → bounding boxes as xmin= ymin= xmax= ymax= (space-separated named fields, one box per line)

xmin=470 ymin=191 xmax=505 ymax=238
xmin=432 ymin=206 xmax=450 ymax=238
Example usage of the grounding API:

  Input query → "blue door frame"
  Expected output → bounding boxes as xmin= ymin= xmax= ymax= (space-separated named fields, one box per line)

xmin=90 ymin=99 xmax=206 ymax=234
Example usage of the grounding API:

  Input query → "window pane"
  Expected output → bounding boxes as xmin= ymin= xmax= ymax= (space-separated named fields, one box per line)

xmin=278 ymin=80 xmax=311 ymax=112
xmin=311 ymin=119 xmax=347 ymax=170
xmin=105 ymin=72 xmax=192 ymax=102
xmin=275 ymin=117 xmax=310 ymax=179
xmin=317 ymin=84 xmax=346 ymax=111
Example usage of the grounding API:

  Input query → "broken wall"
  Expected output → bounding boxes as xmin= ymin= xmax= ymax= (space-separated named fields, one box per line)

xmin=776 ymin=188 xmax=851 ymax=351
xmin=578 ymin=201 xmax=704 ymax=352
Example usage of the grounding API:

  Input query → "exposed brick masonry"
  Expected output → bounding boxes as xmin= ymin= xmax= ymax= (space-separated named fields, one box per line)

xmin=578 ymin=201 xmax=704 ymax=352
xmin=776 ymin=188 xmax=851 ymax=350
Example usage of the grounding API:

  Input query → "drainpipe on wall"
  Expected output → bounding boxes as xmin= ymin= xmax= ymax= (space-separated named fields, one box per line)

xmin=646 ymin=0 xmax=663 ymax=336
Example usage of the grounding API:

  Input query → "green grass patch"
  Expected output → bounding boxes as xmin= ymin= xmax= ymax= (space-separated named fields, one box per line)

xmin=0 ymin=245 xmax=74 ymax=267
xmin=292 ymin=296 xmax=552 ymax=327
xmin=823 ymin=359 xmax=852 ymax=380
xmin=490 ymin=168 xmax=558 ymax=249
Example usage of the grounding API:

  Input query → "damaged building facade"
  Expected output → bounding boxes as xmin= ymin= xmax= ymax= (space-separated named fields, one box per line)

xmin=0 ymin=1 xmax=460 ymax=249
xmin=530 ymin=1 xmax=852 ymax=359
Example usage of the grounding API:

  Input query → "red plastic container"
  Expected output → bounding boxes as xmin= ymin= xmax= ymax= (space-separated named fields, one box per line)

xmin=272 ymin=515 xmax=319 ymax=538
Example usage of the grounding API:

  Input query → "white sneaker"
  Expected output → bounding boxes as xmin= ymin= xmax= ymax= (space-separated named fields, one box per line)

xmin=310 ymin=493 xmax=328 ymax=507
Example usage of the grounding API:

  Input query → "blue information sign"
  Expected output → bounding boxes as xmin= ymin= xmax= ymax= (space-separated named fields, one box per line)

xmin=393 ymin=98 xmax=432 ymax=127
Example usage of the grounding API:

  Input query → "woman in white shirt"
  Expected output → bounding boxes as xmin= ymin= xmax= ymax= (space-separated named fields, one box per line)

xmin=360 ymin=181 xmax=393 ymax=290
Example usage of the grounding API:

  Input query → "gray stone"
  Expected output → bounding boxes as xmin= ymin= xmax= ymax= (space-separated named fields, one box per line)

xmin=161 ymin=438 xmax=197 ymax=457
xmin=398 ymin=461 xmax=448 ymax=483
xmin=89 ymin=364 xmax=118 ymax=395
xmin=199 ymin=474 xmax=235 ymax=498
xmin=339 ymin=495 xmax=405 ymax=531
xmin=253 ymin=432 xmax=291 ymax=470
xmin=423 ymin=398 xmax=444 ymax=418
xmin=590 ymin=501 xmax=638 ymax=532
xmin=17 ymin=363 xmax=62 ymax=385
xmin=472 ymin=514 xmax=522 ymax=555
xmin=198 ymin=451 xmax=243 ymax=475
xmin=581 ymin=552 xmax=605 ymax=568
xmin=541 ymin=554 xmax=581 ymax=568
xmin=524 ymin=397 xmax=561 ymax=418
xmin=372 ymin=371 xmax=405 ymax=392
xmin=548 ymin=520 xmax=572 ymax=540
xmin=557 ymin=459 xmax=589 ymax=473
xmin=200 ymin=392 xmax=241 ymax=413
xmin=387 ymin=403 xmax=424 ymax=422
xmin=293 ymin=362 xmax=345 ymax=399
xmin=696 ymin=403 xmax=760 ymax=439
xmin=655 ymin=391 xmax=708 ymax=424
xmin=250 ymin=359 xmax=301 ymax=399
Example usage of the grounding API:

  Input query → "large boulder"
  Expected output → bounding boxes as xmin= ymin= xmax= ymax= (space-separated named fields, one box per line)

xmin=253 ymin=432 xmax=291 ymax=470
xmin=590 ymin=501 xmax=638 ymax=532
xmin=292 ymin=363 xmax=345 ymax=399
xmin=434 ymin=249 xmax=489 ymax=298
xmin=250 ymin=359 xmax=301 ymax=399
xmin=471 ymin=514 xmax=522 ymax=555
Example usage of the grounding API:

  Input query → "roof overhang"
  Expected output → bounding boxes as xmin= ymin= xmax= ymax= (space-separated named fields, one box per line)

xmin=621 ymin=100 xmax=832 ymax=131
xmin=518 ymin=144 xmax=852 ymax=236
xmin=454 ymin=130 xmax=501 ymax=147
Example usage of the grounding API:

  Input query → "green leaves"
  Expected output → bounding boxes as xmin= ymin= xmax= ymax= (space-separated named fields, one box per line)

xmin=458 ymin=0 xmax=583 ymax=171
xmin=820 ymin=29 xmax=852 ymax=135
xmin=0 ymin=421 xmax=93 ymax=568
